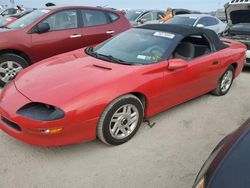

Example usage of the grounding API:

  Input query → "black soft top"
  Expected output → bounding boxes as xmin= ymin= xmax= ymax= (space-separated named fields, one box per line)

xmin=138 ymin=24 xmax=228 ymax=51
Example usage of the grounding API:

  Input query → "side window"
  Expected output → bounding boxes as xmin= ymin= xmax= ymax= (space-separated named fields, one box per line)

xmin=41 ymin=10 xmax=77 ymax=31
xmin=197 ymin=17 xmax=209 ymax=26
xmin=206 ymin=17 xmax=219 ymax=26
xmin=140 ymin=12 xmax=153 ymax=22
xmin=108 ymin=12 xmax=119 ymax=22
xmin=173 ymin=35 xmax=211 ymax=61
xmin=157 ymin=12 xmax=165 ymax=20
xmin=81 ymin=10 xmax=109 ymax=27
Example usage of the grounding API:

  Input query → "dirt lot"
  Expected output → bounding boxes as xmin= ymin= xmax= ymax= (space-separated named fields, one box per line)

xmin=0 ymin=67 xmax=249 ymax=188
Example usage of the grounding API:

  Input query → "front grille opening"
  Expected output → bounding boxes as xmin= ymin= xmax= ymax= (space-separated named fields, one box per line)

xmin=1 ymin=117 xmax=21 ymax=131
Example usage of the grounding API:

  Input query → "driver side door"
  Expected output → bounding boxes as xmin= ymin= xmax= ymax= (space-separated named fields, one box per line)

xmin=30 ymin=9 xmax=83 ymax=62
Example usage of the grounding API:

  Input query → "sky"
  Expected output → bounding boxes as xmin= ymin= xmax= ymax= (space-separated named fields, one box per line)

xmin=2 ymin=0 xmax=229 ymax=12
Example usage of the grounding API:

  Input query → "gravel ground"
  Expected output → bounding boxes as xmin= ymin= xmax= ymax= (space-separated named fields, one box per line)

xmin=0 ymin=67 xmax=249 ymax=188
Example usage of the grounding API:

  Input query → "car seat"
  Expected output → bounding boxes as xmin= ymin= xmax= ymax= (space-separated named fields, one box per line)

xmin=174 ymin=42 xmax=195 ymax=61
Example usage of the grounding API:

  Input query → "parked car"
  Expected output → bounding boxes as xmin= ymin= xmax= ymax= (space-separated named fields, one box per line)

xmin=0 ymin=8 xmax=18 ymax=17
xmin=165 ymin=14 xmax=227 ymax=34
xmin=0 ymin=24 xmax=246 ymax=147
xmin=193 ymin=118 xmax=250 ymax=188
xmin=0 ymin=6 xmax=131 ymax=86
xmin=0 ymin=9 xmax=34 ymax=28
xmin=125 ymin=9 xmax=165 ymax=26
xmin=222 ymin=0 xmax=250 ymax=66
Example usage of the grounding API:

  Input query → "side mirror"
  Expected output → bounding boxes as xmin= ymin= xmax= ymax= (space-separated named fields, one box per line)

xmin=36 ymin=23 xmax=50 ymax=33
xmin=138 ymin=18 xmax=147 ymax=24
xmin=168 ymin=59 xmax=188 ymax=70
xmin=196 ymin=24 xmax=204 ymax=28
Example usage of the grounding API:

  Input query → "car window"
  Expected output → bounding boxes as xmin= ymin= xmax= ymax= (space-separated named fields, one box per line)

xmin=108 ymin=12 xmax=119 ymax=22
xmin=206 ymin=17 xmax=219 ymax=26
xmin=166 ymin=16 xmax=197 ymax=26
xmin=140 ymin=12 xmax=153 ymax=22
xmin=197 ymin=17 xmax=209 ymax=26
xmin=91 ymin=28 xmax=174 ymax=65
xmin=41 ymin=10 xmax=77 ymax=31
xmin=208 ymin=131 xmax=250 ymax=188
xmin=8 ymin=9 xmax=50 ymax=30
xmin=81 ymin=9 xmax=109 ymax=27
xmin=157 ymin=12 xmax=165 ymax=20
xmin=172 ymin=35 xmax=211 ymax=61
xmin=197 ymin=17 xmax=218 ymax=26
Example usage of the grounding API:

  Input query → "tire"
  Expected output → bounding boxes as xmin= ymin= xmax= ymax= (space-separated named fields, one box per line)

xmin=0 ymin=53 xmax=29 ymax=87
xmin=97 ymin=94 xmax=144 ymax=145
xmin=212 ymin=65 xmax=234 ymax=96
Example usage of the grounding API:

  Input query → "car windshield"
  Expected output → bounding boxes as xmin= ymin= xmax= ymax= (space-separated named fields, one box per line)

xmin=166 ymin=16 xmax=197 ymax=26
xmin=87 ymin=28 xmax=174 ymax=65
xmin=8 ymin=9 xmax=50 ymax=29
xmin=230 ymin=23 xmax=250 ymax=32
xmin=125 ymin=10 xmax=142 ymax=21
xmin=0 ymin=17 xmax=13 ymax=27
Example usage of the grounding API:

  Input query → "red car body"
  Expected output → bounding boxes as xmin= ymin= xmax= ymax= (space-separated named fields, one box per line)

xmin=0 ymin=6 xmax=131 ymax=63
xmin=0 ymin=26 xmax=246 ymax=147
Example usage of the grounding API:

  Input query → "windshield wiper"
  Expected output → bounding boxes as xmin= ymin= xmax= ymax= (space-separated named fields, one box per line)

xmin=85 ymin=47 xmax=132 ymax=65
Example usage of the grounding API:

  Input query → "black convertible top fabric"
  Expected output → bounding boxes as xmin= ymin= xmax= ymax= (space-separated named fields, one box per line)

xmin=138 ymin=24 xmax=228 ymax=51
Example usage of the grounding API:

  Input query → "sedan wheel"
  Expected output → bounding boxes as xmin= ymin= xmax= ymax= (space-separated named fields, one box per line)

xmin=212 ymin=65 xmax=234 ymax=96
xmin=97 ymin=94 xmax=144 ymax=145
xmin=0 ymin=54 xmax=28 ymax=86
xmin=0 ymin=61 xmax=23 ymax=83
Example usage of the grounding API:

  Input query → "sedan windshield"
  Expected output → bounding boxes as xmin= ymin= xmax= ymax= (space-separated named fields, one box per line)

xmin=87 ymin=28 xmax=174 ymax=65
xmin=8 ymin=9 xmax=50 ymax=30
xmin=125 ymin=10 xmax=142 ymax=21
xmin=166 ymin=16 xmax=197 ymax=26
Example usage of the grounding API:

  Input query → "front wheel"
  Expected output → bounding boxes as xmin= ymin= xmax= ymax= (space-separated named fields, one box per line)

xmin=0 ymin=53 xmax=29 ymax=86
xmin=212 ymin=65 xmax=234 ymax=96
xmin=97 ymin=94 xmax=144 ymax=145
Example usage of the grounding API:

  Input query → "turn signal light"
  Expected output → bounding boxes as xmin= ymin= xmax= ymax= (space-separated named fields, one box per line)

xmin=39 ymin=127 xmax=63 ymax=134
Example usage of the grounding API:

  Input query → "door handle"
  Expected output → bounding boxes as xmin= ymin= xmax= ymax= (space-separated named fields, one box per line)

xmin=70 ymin=34 xmax=82 ymax=38
xmin=106 ymin=30 xmax=115 ymax=34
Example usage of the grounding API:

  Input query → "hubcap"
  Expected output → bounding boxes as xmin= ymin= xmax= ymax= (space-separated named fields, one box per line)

xmin=0 ymin=61 xmax=23 ymax=83
xmin=109 ymin=104 xmax=139 ymax=140
xmin=221 ymin=70 xmax=233 ymax=93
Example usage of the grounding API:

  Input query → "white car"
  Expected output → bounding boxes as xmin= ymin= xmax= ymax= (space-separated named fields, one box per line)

xmin=222 ymin=0 xmax=250 ymax=66
xmin=165 ymin=14 xmax=227 ymax=34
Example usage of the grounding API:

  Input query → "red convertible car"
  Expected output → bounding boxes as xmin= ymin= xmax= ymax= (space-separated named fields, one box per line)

xmin=0 ymin=24 xmax=246 ymax=146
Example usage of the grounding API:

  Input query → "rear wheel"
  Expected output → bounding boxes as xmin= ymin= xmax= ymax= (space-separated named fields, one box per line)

xmin=212 ymin=65 xmax=234 ymax=96
xmin=0 ymin=53 xmax=29 ymax=86
xmin=97 ymin=94 xmax=144 ymax=145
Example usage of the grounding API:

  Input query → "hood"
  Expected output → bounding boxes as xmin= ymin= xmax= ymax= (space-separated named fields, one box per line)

xmin=225 ymin=2 xmax=250 ymax=24
xmin=14 ymin=51 xmax=141 ymax=108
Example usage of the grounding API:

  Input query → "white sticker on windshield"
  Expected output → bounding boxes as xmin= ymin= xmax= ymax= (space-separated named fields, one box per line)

xmin=153 ymin=32 xmax=175 ymax=39
xmin=189 ymin=16 xmax=197 ymax=19
xmin=136 ymin=11 xmax=142 ymax=14
xmin=137 ymin=55 xmax=151 ymax=60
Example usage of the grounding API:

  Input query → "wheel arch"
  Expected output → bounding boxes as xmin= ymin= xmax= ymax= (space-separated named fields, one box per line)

xmin=230 ymin=62 xmax=238 ymax=78
xmin=0 ymin=49 xmax=31 ymax=65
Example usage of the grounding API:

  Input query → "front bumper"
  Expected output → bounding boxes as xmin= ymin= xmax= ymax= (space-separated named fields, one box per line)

xmin=0 ymin=82 xmax=98 ymax=147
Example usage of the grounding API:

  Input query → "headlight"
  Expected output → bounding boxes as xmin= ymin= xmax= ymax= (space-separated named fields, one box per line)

xmin=17 ymin=102 xmax=65 ymax=121
xmin=195 ymin=178 xmax=205 ymax=188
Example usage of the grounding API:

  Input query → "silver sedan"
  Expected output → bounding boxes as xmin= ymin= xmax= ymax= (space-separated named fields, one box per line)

xmin=165 ymin=14 xmax=227 ymax=34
